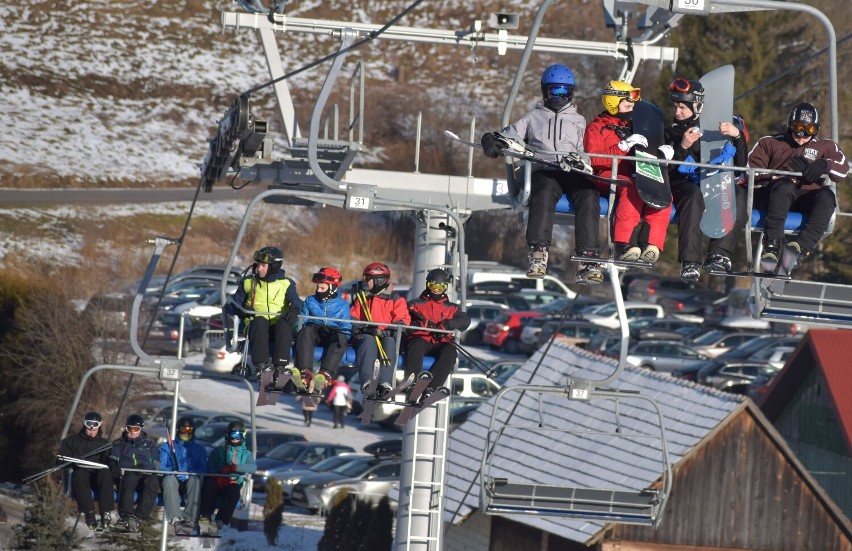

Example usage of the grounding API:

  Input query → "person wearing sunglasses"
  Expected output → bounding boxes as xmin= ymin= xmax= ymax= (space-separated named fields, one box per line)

xmin=480 ymin=64 xmax=597 ymax=281
xmin=107 ymin=414 xmax=159 ymax=533
xmin=350 ymin=262 xmax=411 ymax=400
xmin=749 ymin=102 xmax=848 ymax=275
xmin=661 ymin=77 xmax=750 ymax=282
xmin=584 ymin=80 xmax=673 ymax=274
xmin=197 ymin=420 xmax=256 ymax=537
xmin=403 ymin=268 xmax=471 ymax=402
xmin=293 ymin=267 xmax=352 ymax=392
xmin=58 ymin=411 xmax=116 ymax=531
xmin=226 ymin=245 xmax=303 ymax=381
xmin=159 ymin=417 xmax=208 ymax=536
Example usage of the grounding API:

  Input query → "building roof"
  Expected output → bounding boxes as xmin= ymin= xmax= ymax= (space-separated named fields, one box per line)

xmin=760 ymin=328 xmax=852 ymax=452
xmin=444 ymin=341 xmax=744 ymax=544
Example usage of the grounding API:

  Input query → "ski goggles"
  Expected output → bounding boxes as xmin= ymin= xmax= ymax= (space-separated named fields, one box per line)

xmin=126 ymin=425 xmax=142 ymax=434
xmin=312 ymin=272 xmax=338 ymax=284
xmin=668 ymin=78 xmax=694 ymax=93
xmin=253 ymin=250 xmax=279 ymax=264
xmin=178 ymin=426 xmax=194 ymax=435
xmin=84 ymin=420 xmax=102 ymax=429
xmin=228 ymin=431 xmax=244 ymax=440
xmin=790 ymin=122 xmax=818 ymax=136
xmin=426 ymin=281 xmax=449 ymax=294
xmin=546 ymin=84 xmax=573 ymax=98
xmin=606 ymin=87 xmax=641 ymax=103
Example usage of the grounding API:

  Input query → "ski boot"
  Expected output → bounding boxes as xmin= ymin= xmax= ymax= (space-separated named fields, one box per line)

xmin=253 ymin=361 xmax=273 ymax=381
xmin=271 ymin=362 xmax=289 ymax=389
xmin=639 ymin=245 xmax=660 ymax=265
xmin=760 ymin=238 xmax=783 ymax=273
xmin=175 ymin=519 xmax=194 ymax=536
xmin=526 ymin=243 xmax=549 ymax=279
xmin=614 ymin=242 xmax=641 ymax=262
xmin=704 ymin=252 xmax=732 ymax=274
xmin=197 ymin=517 xmax=216 ymax=536
xmin=312 ymin=369 xmax=333 ymax=390
xmin=84 ymin=511 xmax=99 ymax=531
xmin=680 ymin=262 xmax=701 ymax=283
xmin=574 ymin=248 xmax=603 ymax=285
xmin=374 ymin=382 xmax=394 ymax=400
xmin=779 ymin=241 xmax=807 ymax=276
xmin=100 ymin=511 xmax=115 ymax=531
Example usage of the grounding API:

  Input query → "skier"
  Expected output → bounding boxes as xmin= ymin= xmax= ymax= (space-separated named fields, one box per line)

xmin=750 ymin=102 xmax=848 ymax=275
xmin=662 ymin=77 xmax=749 ymax=281
xmin=327 ymin=375 xmax=353 ymax=429
xmin=350 ymin=262 xmax=410 ymax=399
xmin=583 ymin=81 xmax=672 ymax=267
xmin=404 ymin=268 xmax=471 ymax=401
xmin=293 ymin=267 xmax=352 ymax=391
xmin=108 ymin=414 xmax=159 ymax=532
xmin=58 ymin=411 xmax=115 ymax=531
xmin=197 ymin=420 xmax=257 ymax=537
xmin=227 ymin=246 xmax=303 ymax=380
xmin=479 ymin=64 xmax=602 ymax=283
xmin=159 ymin=417 xmax=208 ymax=536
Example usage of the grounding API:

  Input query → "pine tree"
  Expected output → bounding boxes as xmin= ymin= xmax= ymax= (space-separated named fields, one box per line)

xmin=358 ymin=496 xmax=394 ymax=551
xmin=12 ymin=477 xmax=78 ymax=550
xmin=339 ymin=498 xmax=373 ymax=551
xmin=318 ymin=489 xmax=354 ymax=551
xmin=263 ymin=478 xmax=285 ymax=545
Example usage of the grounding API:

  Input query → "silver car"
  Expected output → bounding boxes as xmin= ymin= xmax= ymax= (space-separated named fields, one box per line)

xmin=290 ymin=456 xmax=401 ymax=512
xmin=272 ymin=453 xmax=370 ymax=500
xmin=610 ymin=340 xmax=710 ymax=373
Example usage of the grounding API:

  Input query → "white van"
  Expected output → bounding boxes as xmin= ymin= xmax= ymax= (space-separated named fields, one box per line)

xmin=465 ymin=261 xmax=575 ymax=297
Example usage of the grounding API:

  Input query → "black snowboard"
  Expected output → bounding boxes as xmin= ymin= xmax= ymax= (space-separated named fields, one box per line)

xmin=631 ymin=100 xmax=672 ymax=209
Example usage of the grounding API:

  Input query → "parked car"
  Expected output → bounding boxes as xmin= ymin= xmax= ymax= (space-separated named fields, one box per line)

xmin=537 ymin=319 xmax=607 ymax=350
xmin=626 ymin=275 xmax=699 ymax=303
xmin=581 ymin=302 xmax=665 ymax=329
xmin=290 ymin=455 xmax=402 ymax=512
xmin=716 ymin=335 xmax=802 ymax=362
xmin=202 ymin=336 xmax=244 ymax=374
xmin=197 ymin=423 xmax=307 ymax=456
xmin=486 ymin=360 xmax=524 ymax=385
xmin=688 ymin=330 xmax=767 ymax=358
xmin=465 ymin=262 xmax=575 ymax=296
xmin=656 ymin=289 xmax=725 ymax=322
xmin=144 ymin=409 xmax=250 ymax=445
xmin=631 ymin=318 xmax=701 ymax=341
xmin=606 ymin=340 xmax=709 ymax=372
xmin=745 ymin=346 xmax=795 ymax=369
xmin=172 ymin=286 xmax=237 ymax=318
xmin=142 ymin=311 xmax=208 ymax=355
xmin=470 ymin=290 xmax=565 ymax=311
xmin=254 ymin=442 xmax=356 ymax=493
xmin=585 ymin=329 xmax=622 ymax=355
xmin=482 ymin=311 xmax=545 ymax=353
xmin=461 ymin=300 xmax=510 ymax=345
xmin=137 ymin=401 xmax=197 ymax=429
xmin=274 ymin=453 xmax=372 ymax=500
xmin=702 ymin=361 xmax=779 ymax=390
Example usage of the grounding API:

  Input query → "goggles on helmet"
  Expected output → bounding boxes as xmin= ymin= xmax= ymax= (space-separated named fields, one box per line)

xmin=427 ymin=281 xmax=449 ymax=294
xmin=126 ymin=425 xmax=142 ymax=434
xmin=546 ymin=84 xmax=573 ymax=98
xmin=228 ymin=431 xmax=243 ymax=440
xmin=790 ymin=122 xmax=818 ymax=136
xmin=669 ymin=78 xmax=693 ymax=93
xmin=253 ymin=250 xmax=277 ymax=264
xmin=84 ymin=420 xmax=102 ymax=429
xmin=178 ymin=426 xmax=194 ymax=435
xmin=312 ymin=272 xmax=337 ymax=284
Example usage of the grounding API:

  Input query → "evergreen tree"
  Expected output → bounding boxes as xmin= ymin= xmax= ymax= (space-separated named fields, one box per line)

xmin=318 ymin=489 xmax=353 ymax=551
xmin=358 ymin=496 xmax=394 ymax=551
xmin=263 ymin=478 xmax=285 ymax=545
xmin=339 ymin=498 xmax=373 ymax=551
xmin=12 ymin=477 xmax=78 ymax=550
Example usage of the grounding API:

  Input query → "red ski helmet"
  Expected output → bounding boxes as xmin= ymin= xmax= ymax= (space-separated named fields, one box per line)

xmin=313 ymin=267 xmax=342 ymax=299
xmin=363 ymin=262 xmax=391 ymax=293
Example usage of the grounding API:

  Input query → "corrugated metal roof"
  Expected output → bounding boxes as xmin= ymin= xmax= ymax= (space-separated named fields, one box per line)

xmin=444 ymin=341 xmax=743 ymax=544
xmin=801 ymin=329 xmax=852 ymax=451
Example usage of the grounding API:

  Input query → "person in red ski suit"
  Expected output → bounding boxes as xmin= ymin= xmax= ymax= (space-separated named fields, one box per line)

xmin=583 ymin=80 xmax=672 ymax=266
xmin=404 ymin=269 xmax=471 ymax=401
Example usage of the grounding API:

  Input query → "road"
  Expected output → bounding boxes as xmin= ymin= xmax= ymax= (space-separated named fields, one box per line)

xmin=0 ymin=186 xmax=263 ymax=206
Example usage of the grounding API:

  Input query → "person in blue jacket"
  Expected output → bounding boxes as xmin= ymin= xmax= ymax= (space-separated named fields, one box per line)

xmin=197 ymin=421 xmax=257 ymax=537
xmin=159 ymin=417 xmax=208 ymax=536
xmin=294 ymin=267 xmax=352 ymax=390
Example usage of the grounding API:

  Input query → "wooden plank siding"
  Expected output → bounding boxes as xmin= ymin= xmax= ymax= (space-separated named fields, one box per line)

xmin=608 ymin=408 xmax=852 ymax=551
xmin=490 ymin=516 xmax=587 ymax=551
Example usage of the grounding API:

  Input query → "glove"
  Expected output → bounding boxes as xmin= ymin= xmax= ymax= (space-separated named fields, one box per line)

xmin=363 ymin=325 xmax=380 ymax=336
xmin=618 ymin=134 xmax=648 ymax=152
xmin=657 ymin=145 xmax=674 ymax=161
xmin=281 ymin=307 xmax=299 ymax=326
xmin=789 ymin=155 xmax=808 ymax=173
xmin=480 ymin=132 xmax=503 ymax=158
xmin=350 ymin=281 xmax=368 ymax=297
xmin=560 ymin=151 xmax=593 ymax=174
xmin=802 ymin=158 xmax=828 ymax=183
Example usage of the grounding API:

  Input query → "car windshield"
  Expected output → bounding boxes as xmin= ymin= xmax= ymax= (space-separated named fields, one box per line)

xmin=310 ymin=455 xmax=352 ymax=472
xmin=592 ymin=304 xmax=617 ymax=316
xmin=691 ymin=329 xmax=728 ymax=345
xmin=266 ymin=443 xmax=302 ymax=462
xmin=332 ymin=458 xmax=374 ymax=477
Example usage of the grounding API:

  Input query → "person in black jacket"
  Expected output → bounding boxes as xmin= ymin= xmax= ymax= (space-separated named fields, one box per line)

xmin=108 ymin=414 xmax=160 ymax=532
xmin=404 ymin=269 xmax=471 ymax=401
xmin=58 ymin=412 xmax=115 ymax=530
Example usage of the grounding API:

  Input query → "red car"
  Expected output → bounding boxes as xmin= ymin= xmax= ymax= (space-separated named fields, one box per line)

xmin=483 ymin=311 xmax=544 ymax=354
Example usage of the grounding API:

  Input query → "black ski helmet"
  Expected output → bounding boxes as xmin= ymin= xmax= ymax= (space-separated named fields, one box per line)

xmin=787 ymin=102 xmax=820 ymax=137
xmin=254 ymin=246 xmax=284 ymax=276
xmin=227 ymin=420 xmax=245 ymax=444
xmin=126 ymin=414 xmax=144 ymax=427
xmin=177 ymin=416 xmax=195 ymax=440
xmin=668 ymin=77 xmax=704 ymax=117
xmin=83 ymin=412 xmax=102 ymax=430
xmin=425 ymin=268 xmax=450 ymax=298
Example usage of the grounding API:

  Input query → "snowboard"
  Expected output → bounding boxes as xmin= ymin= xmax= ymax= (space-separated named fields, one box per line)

xmin=699 ymin=65 xmax=736 ymax=238
xmin=631 ymin=100 xmax=672 ymax=209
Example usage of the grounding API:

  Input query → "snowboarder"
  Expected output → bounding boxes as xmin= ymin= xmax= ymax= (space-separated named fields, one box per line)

xmin=227 ymin=246 xmax=303 ymax=379
xmin=750 ymin=102 xmax=848 ymax=275
xmin=108 ymin=414 xmax=159 ymax=532
xmin=159 ymin=417 xmax=208 ymax=536
xmin=197 ymin=420 xmax=257 ymax=537
xmin=480 ymin=64 xmax=601 ymax=282
xmin=583 ymin=81 xmax=672 ymax=267
xmin=294 ymin=267 xmax=352 ymax=391
xmin=58 ymin=411 xmax=115 ymax=531
xmin=662 ymin=77 xmax=749 ymax=281
xmin=350 ymin=262 xmax=410 ymax=399
xmin=404 ymin=268 xmax=471 ymax=401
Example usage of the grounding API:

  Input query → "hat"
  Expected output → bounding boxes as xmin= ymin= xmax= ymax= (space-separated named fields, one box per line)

xmin=337 ymin=375 xmax=345 ymax=382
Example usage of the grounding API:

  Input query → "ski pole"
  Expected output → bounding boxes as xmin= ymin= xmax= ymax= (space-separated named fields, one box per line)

xmin=24 ymin=441 xmax=114 ymax=484
xmin=448 ymin=339 xmax=497 ymax=378
xmin=161 ymin=415 xmax=180 ymax=473
xmin=356 ymin=289 xmax=391 ymax=366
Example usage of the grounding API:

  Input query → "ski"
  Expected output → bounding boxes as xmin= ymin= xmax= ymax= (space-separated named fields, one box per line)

xmin=360 ymin=373 xmax=416 ymax=425
xmin=568 ymin=254 xmax=652 ymax=270
xmin=407 ymin=371 xmax=433 ymax=404
xmin=395 ymin=386 xmax=450 ymax=426
xmin=699 ymin=65 xmax=737 ymax=238
xmin=631 ymin=100 xmax=672 ymax=209
xmin=707 ymin=269 xmax=791 ymax=281
xmin=256 ymin=369 xmax=278 ymax=406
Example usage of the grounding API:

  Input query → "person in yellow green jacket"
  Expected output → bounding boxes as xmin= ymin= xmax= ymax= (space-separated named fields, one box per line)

xmin=228 ymin=246 xmax=303 ymax=378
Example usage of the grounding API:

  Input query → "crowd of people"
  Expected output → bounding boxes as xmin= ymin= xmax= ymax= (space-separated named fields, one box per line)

xmin=481 ymin=64 xmax=848 ymax=283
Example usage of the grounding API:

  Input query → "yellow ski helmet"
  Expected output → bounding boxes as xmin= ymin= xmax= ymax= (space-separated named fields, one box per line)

xmin=602 ymin=81 xmax=641 ymax=115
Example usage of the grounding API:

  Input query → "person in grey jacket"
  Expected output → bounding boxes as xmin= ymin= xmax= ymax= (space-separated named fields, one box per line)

xmin=481 ymin=64 xmax=604 ymax=284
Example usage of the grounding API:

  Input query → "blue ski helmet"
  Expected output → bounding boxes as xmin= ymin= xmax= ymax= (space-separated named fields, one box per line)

xmin=540 ymin=64 xmax=575 ymax=100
